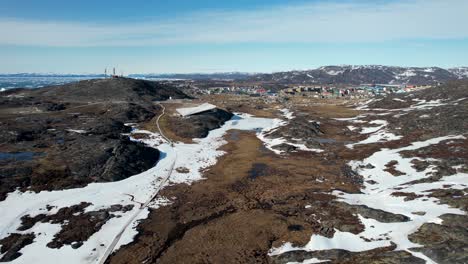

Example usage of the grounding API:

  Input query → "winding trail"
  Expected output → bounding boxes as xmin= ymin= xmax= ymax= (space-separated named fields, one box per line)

xmin=155 ymin=103 xmax=173 ymax=145
xmin=97 ymin=103 xmax=176 ymax=264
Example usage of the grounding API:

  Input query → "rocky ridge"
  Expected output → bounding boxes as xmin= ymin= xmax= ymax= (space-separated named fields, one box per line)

xmin=0 ymin=78 xmax=190 ymax=200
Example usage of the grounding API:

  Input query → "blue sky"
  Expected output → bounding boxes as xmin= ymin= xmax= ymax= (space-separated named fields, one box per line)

xmin=1 ymin=0 xmax=468 ymax=73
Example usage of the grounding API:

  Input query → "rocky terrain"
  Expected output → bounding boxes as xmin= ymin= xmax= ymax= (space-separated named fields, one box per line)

xmin=167 ymin=108 xmax=234 ymax=139
xmin=0 ymin=78 xmax=466 ymax=264
xmin=107 ymin=81 xmax=467 ymax=264
xmin=0 ymin=78 xmax=189 ymax=200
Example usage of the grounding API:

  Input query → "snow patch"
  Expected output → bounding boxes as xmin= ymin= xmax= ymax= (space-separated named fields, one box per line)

xmin=347 ymin=131 xmax=402 ymax=149
xmin=360 ymin=120 xmax=387 ymax=134
xmin=287 ymin=257 xmax=330 ymax=264
xmin=66 ymin=129 xmax=87 ymax=134
xmin=280 ymin=108 xmax=295 ymax=120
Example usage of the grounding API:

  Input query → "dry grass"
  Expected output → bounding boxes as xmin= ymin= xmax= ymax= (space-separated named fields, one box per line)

xmin=109 ymin=101 xmax=376 ymax=264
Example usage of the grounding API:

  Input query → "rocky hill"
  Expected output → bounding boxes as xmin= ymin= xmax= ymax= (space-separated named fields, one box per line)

xmin=248 ymin=65 xmax=468 ymax=85
xmin=368 ymin=80 xmax=468 ymax=137
xmin=27 ymin=77 xmax=189 ymax=103
xmin=0 ymin=78 xmax=190 ymax=200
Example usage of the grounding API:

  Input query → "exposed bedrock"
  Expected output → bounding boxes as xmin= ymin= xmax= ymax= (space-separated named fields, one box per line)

xmin=170 ymin=108 xmax=234 ymax=139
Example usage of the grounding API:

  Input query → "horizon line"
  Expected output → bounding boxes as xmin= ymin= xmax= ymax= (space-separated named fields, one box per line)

xmin=1 ymin=64 xmax=467 ymax=76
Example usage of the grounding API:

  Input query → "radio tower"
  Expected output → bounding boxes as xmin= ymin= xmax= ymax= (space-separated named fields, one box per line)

xmin=104 ymin=68 xmax=107 ymax=78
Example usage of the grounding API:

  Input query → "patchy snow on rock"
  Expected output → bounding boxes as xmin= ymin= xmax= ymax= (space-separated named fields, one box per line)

xmin=337 ymin=135 xmax=467 ymax=260
xmin=409 ymin=99 xmax=447 ymax=110
xmin=351 ymin=119 xmax=368 ymax=124
xmin=0 ymin=139 xmax=176 ymax=264
xmin=338 ymin=114 xmax=401 ymax=149
xmin=347 ymin=130 xmax=402 ymax=149
xmin=348 ymin=135 xmax=466 ymax=191
xmin=257 ymin=132 xmax=324 ymax=155
xmin=355 ymin=99 xmax=377 ymax=110
xmin=452 ymin=97 xmax=467 ymax=105
xmin=0 ymin=113 xmax=282 ymax=264
xmin=280 ymin=108 xmax=295 ymax=120
xmin=257 ymin=109 xmax=323 ymax=154
xmin=271 ymin=221 xmax=390 ymax=255
xmin=334 ymin=114 xmax=368 ymax=123
xmin=288 ymin=143 xmax=324 ymax=153
xmin=309 ymin=120 xmax=320 ymax=125
xmin=392 ymin=98 xmax=406 ymax=102
xmin=258 ymin=136 xmax=284 ymax=154
xmin=399 ymin=70 xmax=416 ymax=77
xmin=66 ymin=129 xmax=87 ymax=134
xmin=365 ymin=98 xmax=449 ymax=113
xmin=334 ymin=117 xmax=358 ymax=121
xmin=360 ymin=120 xmax=388 ymax=134
xmin=287 ymin=257 xmax=330 ymax=264
xmin=272 ymin=135 xmax=467 ymax=262
xmin=325 ymin=70 xmax=344 ymax=76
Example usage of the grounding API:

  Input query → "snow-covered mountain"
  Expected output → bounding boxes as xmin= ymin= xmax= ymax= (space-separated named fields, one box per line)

xmin=249 ymin=65 xmax=468 ymax=85
xmin=449 ymin=67 xmax=468 ymax=79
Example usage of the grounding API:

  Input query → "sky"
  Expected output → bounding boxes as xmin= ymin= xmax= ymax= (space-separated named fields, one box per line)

xmin=1 ymin=0 xmax=468 ymax=74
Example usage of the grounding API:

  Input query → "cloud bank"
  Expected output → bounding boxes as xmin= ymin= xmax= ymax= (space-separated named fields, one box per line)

xmin=1 ymin=0 xmax=467 ymax=47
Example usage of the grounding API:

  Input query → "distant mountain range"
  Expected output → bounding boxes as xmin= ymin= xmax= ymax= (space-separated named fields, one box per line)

xmin=0 ymin=73 xmax=105 ymax=78
xmin=2 ymin=66 xmax=468 ymax=85
xmin=129 ymin=72 xmax=255 ymax=80
xmin=0 ymin=72 xmax=253 ymax=81
xmin=248 ymin=66 xmax=468 ymax=85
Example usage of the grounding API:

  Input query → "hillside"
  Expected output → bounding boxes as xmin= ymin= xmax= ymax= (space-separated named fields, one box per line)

xmin=27 ymin=77 xmax=189 ymax=103
xmin=0 ymin=78 xmax=190 ymax=201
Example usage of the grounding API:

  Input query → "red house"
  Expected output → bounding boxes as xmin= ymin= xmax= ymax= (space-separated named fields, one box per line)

xmin=256 ymin=88 xmax=267 ymax=94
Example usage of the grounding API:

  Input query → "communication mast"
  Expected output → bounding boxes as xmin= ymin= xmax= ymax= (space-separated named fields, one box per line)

xmin=110 ymin=67 xmax=122 ymax=78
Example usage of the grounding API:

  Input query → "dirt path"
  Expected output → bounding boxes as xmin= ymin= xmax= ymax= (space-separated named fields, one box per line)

xmin=155 ymin=103 xmax=172 ymax=144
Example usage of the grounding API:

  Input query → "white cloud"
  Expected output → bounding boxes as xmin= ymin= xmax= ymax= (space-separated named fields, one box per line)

xmin=0 ymin=0 xmax=467 ymax=47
